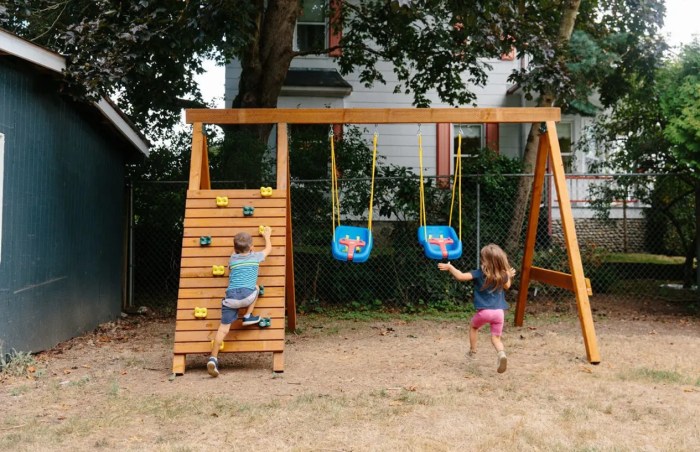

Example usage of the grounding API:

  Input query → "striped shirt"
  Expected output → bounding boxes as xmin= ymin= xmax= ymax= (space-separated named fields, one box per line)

xmin=227 ymin=251 xmax=266 ymax=291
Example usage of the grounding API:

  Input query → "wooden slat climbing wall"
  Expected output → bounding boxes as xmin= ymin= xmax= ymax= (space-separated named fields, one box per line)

xmin=172 ymin=189 xmax=287 ymax=374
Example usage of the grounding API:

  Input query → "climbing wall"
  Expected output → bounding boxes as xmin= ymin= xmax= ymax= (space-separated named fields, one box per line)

xmin=172 ymin=188 xmax=287 ymax=374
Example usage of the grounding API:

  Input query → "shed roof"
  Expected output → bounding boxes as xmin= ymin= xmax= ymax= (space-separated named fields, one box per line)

xmin=0 ymin=28 xmax=150 ymax=156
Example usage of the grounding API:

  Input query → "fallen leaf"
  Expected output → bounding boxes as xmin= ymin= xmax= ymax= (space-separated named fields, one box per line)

xmin=63 ymin=369 xmax=71 ymax=375
xmin=27 ymin=366 xmax=36 ymax=373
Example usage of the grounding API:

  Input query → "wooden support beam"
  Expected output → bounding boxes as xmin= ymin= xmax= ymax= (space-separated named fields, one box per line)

xmin=273 ymin=352 xmax=284 ymax=373
xmin=530 ymin=266 xmax=592 ymax=296
xmin=545 ymin=121 xmax=600 ymax=364
xmin=186 ymin=108 xmax=561 ymax=125
xmin=200 ymin=133 xmax=211 ymax=190
xmin=188 ymin=123 xmax=204 ymax=190
xmin=278 ymin=124 xmax=297 ymax=332
xmin=515 ymin=129 xmax=550 ymax=326
xmin=172 ymin=354 xmax=185 ymax=375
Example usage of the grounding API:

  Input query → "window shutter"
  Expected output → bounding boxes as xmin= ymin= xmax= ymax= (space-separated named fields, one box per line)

xmin=485 ymin=123 xmax=499 ymax=153
xmin=436 ymin=123 xmax=451 ymax=188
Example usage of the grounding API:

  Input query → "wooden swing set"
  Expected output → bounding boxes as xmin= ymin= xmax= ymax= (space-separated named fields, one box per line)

xmin=172 ymin=107 xmax=600 ymax=375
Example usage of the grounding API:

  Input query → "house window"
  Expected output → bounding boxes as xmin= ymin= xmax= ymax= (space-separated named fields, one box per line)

xmin=453 ymin=124 xmax=483 ymax=161
xmin=297 ymin=0 xmax=327 ymax=52
xmin=556 ymin=122 xmax=574 ymax=173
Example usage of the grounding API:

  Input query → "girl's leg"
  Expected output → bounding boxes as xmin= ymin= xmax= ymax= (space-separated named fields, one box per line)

xmin=491 ymin=334 xmax=505 ymax=353
xmin=469 ymin=326 xmax=479 ymax=353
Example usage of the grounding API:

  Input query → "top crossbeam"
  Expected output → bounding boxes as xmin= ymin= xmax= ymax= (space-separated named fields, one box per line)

xmin=185 ymin=108 xmax=560 ymax=125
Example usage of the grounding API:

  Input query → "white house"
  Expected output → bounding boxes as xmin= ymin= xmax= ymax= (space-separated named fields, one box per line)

xmin=224 ymin=1 xmax=646 ymax=250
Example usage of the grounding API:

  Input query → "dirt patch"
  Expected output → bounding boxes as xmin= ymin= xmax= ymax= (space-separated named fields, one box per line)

xmin=2 ymin=297 xmax=699 ymax=451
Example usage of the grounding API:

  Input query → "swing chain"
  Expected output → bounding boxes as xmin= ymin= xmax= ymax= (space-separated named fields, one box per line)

xmin=417 ymin=123 xmax=422 ymax=135
xmin=329 ymin=125 xmax=334 ymax=137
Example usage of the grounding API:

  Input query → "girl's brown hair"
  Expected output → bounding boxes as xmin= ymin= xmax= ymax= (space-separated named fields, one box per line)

xmin=480 ymin=244 xmax=512 ymax=292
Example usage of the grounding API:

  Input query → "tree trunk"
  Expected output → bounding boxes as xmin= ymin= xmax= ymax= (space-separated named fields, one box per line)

xmin=222 ymin=0 xmax=300 ymax=184
xmin=504 ymin=0 xmax=582 ymax=256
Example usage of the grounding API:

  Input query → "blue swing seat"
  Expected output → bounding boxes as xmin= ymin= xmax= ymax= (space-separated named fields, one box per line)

xmin=332 ymin=225 xmax=373 ymax=263
xmin=417 ymin=225 xmax=462 ymax=260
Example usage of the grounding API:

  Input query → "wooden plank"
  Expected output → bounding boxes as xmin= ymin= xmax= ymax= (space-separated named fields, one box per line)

xmin=189 ymin=123 xmax=204 ymax=189
xmin=178 ymin=287 xmax=285 ymax=299
xmin=200 ymin=133 xmax=211 ymax=189
xmin=183 ymin=227 xmax=287 ymax=238
xmin=175 ymin=329 xmax=285 ymax=342
xmin=177 ymin=297 xmax=285 ymax=310
xmin=180 ymin=262 xmax=286 ymax=275
xmin=183 ymin=217 xmax=287 ymax=228
xmin=186 ymin=197 xmax=287 ymax=208
xmin=277 ymin=123 xmax=289 ymax=190
xmin=180 ymin=256 xmax=286 ymax=268
xmin=514 ymin=130 xmax=550 ymax=327
xmin=285 ymin=156 xmax=297 ymax=332
xmin=178 ymin=286 xmax=285 ymax=298
xmin=179 ymin=275 xmax=286 ymax=286
xmin=174 ymin=340 xmax=284 ymax=354
xmin=181 ymin=247 xmax=288 ymax=259
xmin=176 ymin=307 xmax=285 ymax=320
xmin=185 ymin=207 xmax=287 ymax=218
xmin=530 ymin=267 xmax=593 ymax=296
xmin=546 ymin=121 xmax=600 ymax=364
xmin=176 ymin=318 xmax=284 ymax=331
xmin=172 ymin=355 xmax=186 ymax=375
xmin=187 ymin=189 xmax=285 ymax=199
xmin=178 ymin=273 xmax=286 ymax=288
xmin=181 ymin=236 xmax=287 ymax=247
xmin=186 ymin=108 xmax=561 ymax=125
xmin=273 ymin=352 xmax=284 ymax=373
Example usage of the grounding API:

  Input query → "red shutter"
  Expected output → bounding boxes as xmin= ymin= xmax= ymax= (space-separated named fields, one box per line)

xmin=333 ymin=124 xmax=343 ymax=141
xmin=485 ymin=123 xmax=499 ymax=153
xmin=329 ymin=0 xmax=342 ymax=57
xmin=436 ymin=123 xmax=451 ymax=189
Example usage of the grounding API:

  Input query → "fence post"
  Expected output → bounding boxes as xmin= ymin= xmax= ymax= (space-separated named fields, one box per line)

xmin=476 ymin=177 xmax=481 ymax=267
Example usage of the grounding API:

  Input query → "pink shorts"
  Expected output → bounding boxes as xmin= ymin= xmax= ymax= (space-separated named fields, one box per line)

xmin=471 ymin=309 xmax=505 ymax=336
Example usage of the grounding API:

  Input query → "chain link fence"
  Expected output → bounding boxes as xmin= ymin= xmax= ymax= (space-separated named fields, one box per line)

xmin=128 ymin=173 xmax=700 ymax=314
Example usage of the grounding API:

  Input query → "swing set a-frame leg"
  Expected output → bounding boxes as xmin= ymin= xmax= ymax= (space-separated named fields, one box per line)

xmin=515 ymin=122 xmax=601 ymax=364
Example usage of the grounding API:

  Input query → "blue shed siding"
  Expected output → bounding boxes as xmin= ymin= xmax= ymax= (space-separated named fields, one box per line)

xmin=0 ymin=59 xmax=127 ymax=354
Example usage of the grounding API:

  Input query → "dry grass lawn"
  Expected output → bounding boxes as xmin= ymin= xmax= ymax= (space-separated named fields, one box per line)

xmin=1 ymin=296 xmax=699 ymax=451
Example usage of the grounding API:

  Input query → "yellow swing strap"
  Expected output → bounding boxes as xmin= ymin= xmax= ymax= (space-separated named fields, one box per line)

xmin=330 ymin=130 xmax=341 ymax=240
xmin=417 ymin=131 xmax=428 ymax=242
xmin=367 ymin=132 xmax=378 ymax=232
xmin=448 ymin=132 xmax=463 ymax=241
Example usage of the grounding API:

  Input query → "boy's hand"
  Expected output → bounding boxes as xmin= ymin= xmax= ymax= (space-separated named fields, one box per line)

xmin=262 ymin=226 xmax=272 ymax=239
xmin=437 ymin=262 xmax=452 ymax=271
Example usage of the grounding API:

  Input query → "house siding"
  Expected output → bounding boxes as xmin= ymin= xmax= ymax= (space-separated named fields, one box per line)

xmin=0 ymin=58 xmax=126 ymax=354
xmin=226 ymin=53 xmax=524 ymax=175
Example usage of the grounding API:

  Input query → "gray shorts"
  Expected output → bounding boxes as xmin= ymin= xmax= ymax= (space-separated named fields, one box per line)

xmin=220 ymin=287 xmax=258 ymax=324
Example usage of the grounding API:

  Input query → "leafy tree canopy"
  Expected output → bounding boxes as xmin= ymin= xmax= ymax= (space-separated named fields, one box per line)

xmin=1 ymin=0 xmax=667 ymax=137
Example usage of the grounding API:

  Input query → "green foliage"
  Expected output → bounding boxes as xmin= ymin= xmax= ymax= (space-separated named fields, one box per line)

xmin=0 ymin=348 xmax=37 ymax=378
xmin=585 ymin=40 xmax=700 ymax=288
xmin=2 ymin=0 xmax=256 ymax=132
xmin=290 ymin=136 xmax=524 ymax=310
xmin=658 ymin=41 xmax=700 ymax=173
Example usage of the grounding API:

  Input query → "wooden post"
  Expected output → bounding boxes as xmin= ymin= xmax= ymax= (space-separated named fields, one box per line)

xmin=276 ymin=123 xmax=297 ymax=331
xmin=545 ymin=121 xmax=600 ymax=363
xmin=515 ymin=128 xmax=550 ymax=326
xmin=200 ymin=133 xmax=211 ymax=190
xmin=189 ymin=123 xmax=204 ymax=189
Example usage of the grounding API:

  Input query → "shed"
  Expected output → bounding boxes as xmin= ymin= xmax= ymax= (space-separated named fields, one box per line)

xmin=0 ymin=29 xmax=149 ymax=355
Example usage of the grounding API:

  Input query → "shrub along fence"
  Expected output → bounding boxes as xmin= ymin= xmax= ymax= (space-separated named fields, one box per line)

xmin=127 ymin=173 xmax=699 ymax=315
